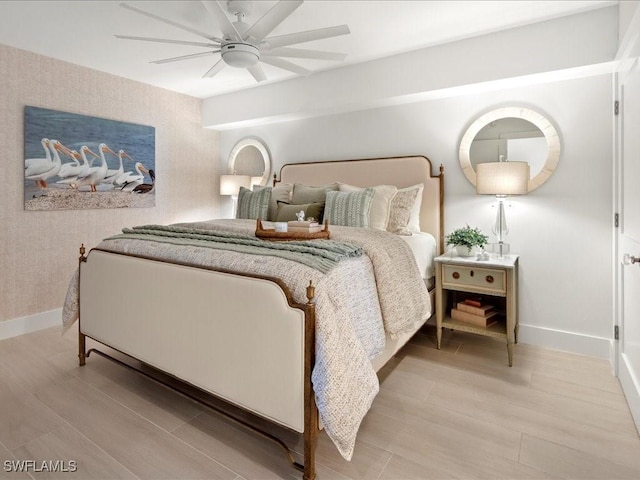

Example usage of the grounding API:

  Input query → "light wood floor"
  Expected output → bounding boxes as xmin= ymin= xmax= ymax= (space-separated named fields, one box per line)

xmin=1 ymin=324 xmax=639 ymax=480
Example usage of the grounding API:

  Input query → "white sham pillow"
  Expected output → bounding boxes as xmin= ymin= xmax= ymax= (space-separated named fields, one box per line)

xmin=338 ymin=183 xmax=398 ymax=230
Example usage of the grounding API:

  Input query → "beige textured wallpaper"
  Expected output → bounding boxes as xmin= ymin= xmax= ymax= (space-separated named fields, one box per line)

xmin=0 ymin=43 xmax=220 ymax=323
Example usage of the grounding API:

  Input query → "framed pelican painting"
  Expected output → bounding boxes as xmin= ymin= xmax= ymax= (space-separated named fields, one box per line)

xmin=24 ymin=106 xmax=155 ymax=211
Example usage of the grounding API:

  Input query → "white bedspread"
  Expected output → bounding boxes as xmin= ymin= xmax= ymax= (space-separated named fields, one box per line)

xmin=62 ymin=219 xmax=430 ymax=460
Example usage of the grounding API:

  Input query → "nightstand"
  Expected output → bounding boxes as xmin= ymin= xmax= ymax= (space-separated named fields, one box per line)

xmin=434 ymin=253 xmax=519 ymax=366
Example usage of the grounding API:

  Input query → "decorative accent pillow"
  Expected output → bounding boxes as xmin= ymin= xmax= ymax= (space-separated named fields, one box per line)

xmin=339 ymin=183 xmax=398 ymax=230
xmin=387 ymin=183 xmax=424 ymax=234
xmin=236 ymin=186 xmax=270 ymax=220
xmin=324 ymin=188 xmax=375 ymax=228
xmin=291 ymin=183 xmax=339 ymax=204
xmin=386 ymin=187 xmax=419 ymax=235
xmin=274 ymin=202 xmax=324 ymax=222
xmin=255 ymin=183 xmax=292 ymax=221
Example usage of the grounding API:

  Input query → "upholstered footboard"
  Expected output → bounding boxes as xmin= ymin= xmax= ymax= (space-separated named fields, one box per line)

xmin=77 ymin=248 xmax=318 ymax=479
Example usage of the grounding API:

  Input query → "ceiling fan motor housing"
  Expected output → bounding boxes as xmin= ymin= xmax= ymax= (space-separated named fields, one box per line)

xmin=221 ymin=42 xmax=260 ymax=68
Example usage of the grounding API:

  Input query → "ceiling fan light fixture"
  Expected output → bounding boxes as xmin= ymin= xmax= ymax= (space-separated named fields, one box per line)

xmin=118 ymin=0 xmax=350 ymax=82
xmin=221 ymin=42 xmax=260 ymax=68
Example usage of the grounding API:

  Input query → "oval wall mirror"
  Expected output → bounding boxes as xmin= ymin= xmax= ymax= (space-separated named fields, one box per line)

xmin=459 ymin=107 xmax=561 ymax=191
xmin=228 ymin=137 xmax=271 ymax=187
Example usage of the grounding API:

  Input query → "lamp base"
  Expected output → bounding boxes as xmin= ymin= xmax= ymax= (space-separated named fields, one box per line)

xmin=231 ymin=194 xmax=238 ymax=218
xmin=487 ymin=241 xmax=510 ymax=258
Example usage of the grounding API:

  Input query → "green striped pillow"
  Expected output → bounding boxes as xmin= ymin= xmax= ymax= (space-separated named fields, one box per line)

xmin=236 ymin=186 xmax=270 ymax=220
xmin=324 ymin=188 xmax=375 ymax=227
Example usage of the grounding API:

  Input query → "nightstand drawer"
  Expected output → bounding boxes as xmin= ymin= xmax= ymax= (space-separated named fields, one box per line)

xmin=441 ymin=264 xmax=506 ymax=294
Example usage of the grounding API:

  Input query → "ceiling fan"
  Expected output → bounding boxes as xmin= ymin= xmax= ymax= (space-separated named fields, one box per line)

xmin=116 ymin=0 xmax=351 ymax=82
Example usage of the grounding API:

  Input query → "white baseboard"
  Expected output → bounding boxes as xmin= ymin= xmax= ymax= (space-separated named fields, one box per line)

xmin=3 ymin=314 xmax=612 ymax=358
xmin=618 ymin=353 xmax=640 ymax=435
xmin=0 ymin=309 xmax=62 ymax=341
xmin=518 ymin=323 xmax=612 ymax=360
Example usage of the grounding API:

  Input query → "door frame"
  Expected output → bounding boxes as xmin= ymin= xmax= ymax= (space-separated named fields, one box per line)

xmin=614 ymin=4 xmax=640 ymax=432
xmin=613 ymin=69 xmax=620 ymax=377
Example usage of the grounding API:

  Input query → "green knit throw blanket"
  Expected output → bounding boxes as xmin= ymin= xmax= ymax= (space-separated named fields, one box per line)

xmin=106 ymin=224 xmax=363 ymax=273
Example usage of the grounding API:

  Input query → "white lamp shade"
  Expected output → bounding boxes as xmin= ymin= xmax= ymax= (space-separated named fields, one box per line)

xmin=250 ymin=176 xmax=263 ymax=189
xmin=476 ymin=161 xmax=530 ymax=195
xmin=220 ymin=174 xmax=251 ymax=196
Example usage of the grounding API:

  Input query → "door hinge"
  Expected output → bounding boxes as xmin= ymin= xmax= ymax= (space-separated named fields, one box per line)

xmin=615 ymin=100 xmax=620 ymax=115
xmin=615 ymin=213 xmax=619 ymax=227
xmin=615 ymin=325 xmax=619 ymax=340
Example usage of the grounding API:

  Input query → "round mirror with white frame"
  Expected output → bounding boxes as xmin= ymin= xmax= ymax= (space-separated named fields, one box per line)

xmin=228 ymin=137 xmax=271 ymax=187
xmin=459 ymin=107 xmax=561 ymax=192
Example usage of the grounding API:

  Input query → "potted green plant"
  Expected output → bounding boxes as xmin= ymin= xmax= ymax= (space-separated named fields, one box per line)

xmin=445 ymin=225 xmax=489 ymax=257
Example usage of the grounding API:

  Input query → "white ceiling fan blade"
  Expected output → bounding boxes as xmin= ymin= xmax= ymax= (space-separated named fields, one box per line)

xmin=244 ymin=0 xmax=303 ymax=43
xmin=120 ymin=3 xmax=222 ymax=43
xmin=201 ymin=1 xmax=242 ymax=41
xmin=115 ymin=35 xmax=219 ymax=48
xmin=259 ymin=57 xmax=310 ymax=76
xmin=151 ymin=51 xmax=220 ymax=65
xmin=203 ymin=58 xmax=226 ymax=78
xmin=262 ymin=47 xmax=346 ymax=62
xmin=247 ymin=64 xmax=267 ymax=82
xmin=264 ymin=25 xmax=351 ymax=49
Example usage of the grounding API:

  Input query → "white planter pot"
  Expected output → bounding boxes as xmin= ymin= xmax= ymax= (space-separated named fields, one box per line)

xmin=455 ymin=245 xmax=475 ymax=257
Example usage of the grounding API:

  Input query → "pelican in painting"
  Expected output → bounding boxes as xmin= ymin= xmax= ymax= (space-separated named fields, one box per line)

xmin=76 ymin=143 xmax=116 ymax=192
xmin=56 ymin=146 xmax=97 ymax=188
xmin=57 ymin=148 xmax=82 ymax=179
xmin=25 ymin=139 xmax=67 ymax=189
xmin=25 ymin=138 xmax=51 ymax=170
xmin=133 ymin=166 xmax=155 ymax=194
xmin=102 ymin=149 xmax=129 ymax=186
xmin=116 ymin=160 xmax=145 ymax=191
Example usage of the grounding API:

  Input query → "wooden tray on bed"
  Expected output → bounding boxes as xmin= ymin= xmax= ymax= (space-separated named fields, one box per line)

xmin=255 ymin=219 xmax=330 ymax=241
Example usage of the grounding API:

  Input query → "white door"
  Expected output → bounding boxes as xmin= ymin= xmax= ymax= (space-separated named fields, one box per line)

xmin=616 ymin=12 xmax=640 ymax=430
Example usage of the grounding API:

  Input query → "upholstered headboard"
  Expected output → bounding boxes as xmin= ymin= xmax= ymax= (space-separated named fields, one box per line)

xmin=277 ymin=155 xmax=444 ymax=253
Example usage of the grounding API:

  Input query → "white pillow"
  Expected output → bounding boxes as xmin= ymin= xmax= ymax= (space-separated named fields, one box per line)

xmin=394 ymin=184 xmax=423 ymax=233
xmin=338 ymin=183 xmax=398 ymax=230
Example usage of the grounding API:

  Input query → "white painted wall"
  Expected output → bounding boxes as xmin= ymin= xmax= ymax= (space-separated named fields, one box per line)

xmin=207 ymin=4 xmax=619 ymax=359
xmin=217 ymin=74 xmax=614 ymax=358
xmin=619 ymin=0 xmax=640 ymax=42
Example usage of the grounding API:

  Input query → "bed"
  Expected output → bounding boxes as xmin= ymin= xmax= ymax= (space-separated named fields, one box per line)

xmin=62 ymin=155 xmax=444 ymax=480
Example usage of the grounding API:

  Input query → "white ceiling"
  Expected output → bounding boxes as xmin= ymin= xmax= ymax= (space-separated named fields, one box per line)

xmin=0 ymin=1 xmax=617 ymax=99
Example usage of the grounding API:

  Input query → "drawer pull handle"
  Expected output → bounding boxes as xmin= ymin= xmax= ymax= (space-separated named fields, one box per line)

xmin=470 ymin=270 xmax=474 ymax=277
xmin=452 ymin=272 xmax=460 ymax=279
xmin=486 ymin=275 xmax=494 ymax=283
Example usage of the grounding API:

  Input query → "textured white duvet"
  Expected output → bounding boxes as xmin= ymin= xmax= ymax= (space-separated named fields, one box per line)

xmin=62 ymin=219 xmax=430 ymax=460
xmin=399 ymin=231 xmax=437 ymax=280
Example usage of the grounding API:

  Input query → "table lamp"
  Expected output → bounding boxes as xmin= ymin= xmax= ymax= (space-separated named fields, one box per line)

xmin=220 ymin=174 xmax=251 ymax=217
xmin=250 ymin=176 xmax=263 ymax=189
xmin=476 ymin=160 xmax=529 ymax=258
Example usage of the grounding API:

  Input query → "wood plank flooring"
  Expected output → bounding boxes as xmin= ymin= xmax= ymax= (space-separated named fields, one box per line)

xmin=0 ymin=325 xmax=638 ymax=480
